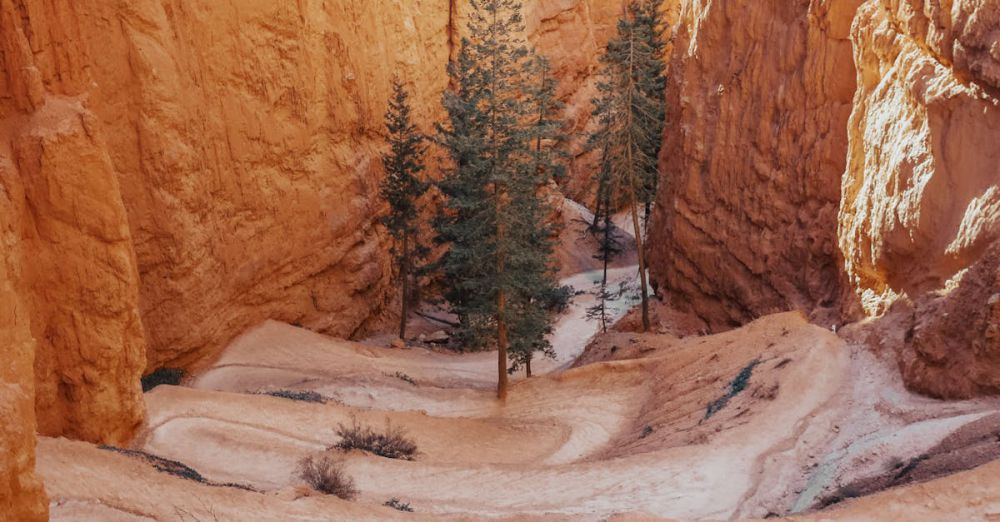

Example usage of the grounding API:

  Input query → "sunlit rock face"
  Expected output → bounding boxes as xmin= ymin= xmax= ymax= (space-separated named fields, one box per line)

xmin=841 ymin=0 xmax=1000 ymax=398
xmin=2 ymin=0 xmax=1000 ymax=511
xmin=647 ymin=0 xmax=864 ymax=331
xmin=0 ymin=0 xmax=624 ymax=471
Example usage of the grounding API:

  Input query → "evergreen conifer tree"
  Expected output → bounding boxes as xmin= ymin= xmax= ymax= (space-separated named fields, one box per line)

xmin=436 ymin=0 xmax=563 ymax=397
xmin=380 ymin=78 xmax=428 ymax=341
xmin=585 ymin=153 xmax=623 ymax=333
xmin=589 ymin=0 xmax=668 ymax=333
xmin=633 ymin=1 xmax=667 ymax=225
xmin=506 ymin=55 xmax=566 ymax=378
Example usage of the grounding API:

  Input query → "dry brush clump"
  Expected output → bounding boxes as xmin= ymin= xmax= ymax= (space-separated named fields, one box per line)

xmin=298 ymin=454 xmax=358 ymax=500
xmin=259 ymin=389 xmax=327 ymax=403
xmin=334 ymin=416 xmax=418 ymax=460
xmin=384 ymin=497 xmax=415 ymax=512
xmin=100 ymin=446 xmax=255 ymax=491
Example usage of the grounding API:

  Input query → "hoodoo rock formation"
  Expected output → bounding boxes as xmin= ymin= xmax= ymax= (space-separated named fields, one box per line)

xmin=648 ymin=0 xmax=999 ymax=398
xmin=0 ymin=192 xmax=48 ymax=522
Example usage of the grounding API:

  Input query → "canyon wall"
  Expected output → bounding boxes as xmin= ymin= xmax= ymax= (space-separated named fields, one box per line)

xmin=649 ymin=0 xmax=999 ymax=397
xmin=76 ymin=0 xmax=452 ymax=371
xmin=0 ymin=166 xmax=48 ymax=522
xmin=648 ymin=0 xmax=864 ymax=330
xmin=0 ymin=0 xmax=620 ymax=506
xmin=46 ymin=0 xmax=618 ymax=376
xmin=2 ymin=3 xmax=146 ymax=517
xmin=843 ymin=0 xmax=1000 ymax=398
xmin=2 ymin=0 xmax=997 ymax=509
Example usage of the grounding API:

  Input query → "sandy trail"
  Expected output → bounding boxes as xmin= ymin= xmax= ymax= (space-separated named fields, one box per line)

xmin=39 ymin=312 xmax=1000 ymax=520
xmin=36 ymin=198 xmax=1000 ymax=520
xmin=123 ymin=315 xmax=853 ymax=519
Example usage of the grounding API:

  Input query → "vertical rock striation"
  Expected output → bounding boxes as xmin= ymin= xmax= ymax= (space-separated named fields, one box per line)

xmin=0 ymin=0 xmax=628 ymax=491
xmin=843 ymin=0 xmax=1000 ymax=397
xmin=76 ymin=0 xmax=451 ymax=369
xmin=648 ymin=0 xmax=864 ymax=330
xmin=0 ymin=0 xmax=147 ymax=445
xmin=0 ymin=164 xmax=48 ymax=522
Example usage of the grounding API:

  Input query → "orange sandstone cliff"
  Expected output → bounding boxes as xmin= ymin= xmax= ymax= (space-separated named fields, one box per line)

xmin=0 ymin=1 xmax=619 ymax=517
xmin=841 ymin=0 xmax=1000 ymax=398
xmin=648 ymin=0 xmax=999 ymax=398
xmin=647 ymin=0 xmax=864 ymax=331
xmin=1 ymin=0 xmax=999 ymax=518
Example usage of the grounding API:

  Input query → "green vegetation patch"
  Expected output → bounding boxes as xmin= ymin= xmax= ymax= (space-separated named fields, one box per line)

xmin=704 ymin=358 xmax=762 ymax=420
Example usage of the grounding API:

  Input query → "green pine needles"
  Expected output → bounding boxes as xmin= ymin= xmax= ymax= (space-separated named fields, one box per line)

xmin=589 ymin=0 xmax=668 ymax=332
xmin=380 ymin=78 xmax=429 ymax=341
xmin=435 ymin=0 xmax=565 ymax=398
xmin=378 ymin=0 xmax=664 ymax=398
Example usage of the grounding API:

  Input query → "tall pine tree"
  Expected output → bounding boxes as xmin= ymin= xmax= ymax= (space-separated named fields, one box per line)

xmin=589 ymin=0 xmax=668 ymax=333
xmin=585 ymin=150 xmax=623 ymax=333
xmin=380 ymin=77 xmax=428 ymax=341
xmin=633 ymin=1 xmax=667 ymax=226
xmin=436 ymin=0 xmax=562 ymax=398
xmin=507 ymin=55 xmax=565 ymax=378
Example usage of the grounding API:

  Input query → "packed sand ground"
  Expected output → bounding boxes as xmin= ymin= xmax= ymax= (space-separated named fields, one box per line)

xmin=39 ymin=310 xmax=1000 ymax=521
xmin=37 ymin=202 xmax=1000 ymax=521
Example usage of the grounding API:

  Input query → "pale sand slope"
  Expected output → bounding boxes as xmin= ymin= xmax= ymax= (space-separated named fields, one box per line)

xmin=39 ymin=311 xmax=1000 ymax=520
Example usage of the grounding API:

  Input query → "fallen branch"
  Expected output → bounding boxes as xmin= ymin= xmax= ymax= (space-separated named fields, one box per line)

xmin=414 ymin=311 xmax=460 ymax=328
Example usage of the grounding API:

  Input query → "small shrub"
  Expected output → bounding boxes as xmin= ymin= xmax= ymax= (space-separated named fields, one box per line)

xmin=542 ymin=285 xmax=574 ymax=313
xmin=640 ymin=425 xmax=654 ymax=439
xmin=99 ymin=446 xmax=255 ymax=491
xmin=261 ymin=389 xmax=326 ymax=403
xmin=334 ymin=417 xmax=418 ymax=460
xmin=298 ymin=454 xmax=358 ymax=500
xmin=704 ymin=359 xmax=762 ymax=420
xmin=384 ymin=497 xmax=415 ymax=512
xmin=387 ymin=371 xmax=417 ymax=386
xmin=142 ymin=368 xmax=185 ymax=392
xmin=174 ymin=506 xmax=221 ymax=522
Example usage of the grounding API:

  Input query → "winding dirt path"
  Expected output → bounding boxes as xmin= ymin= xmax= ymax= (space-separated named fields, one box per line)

xmin=36 ymin=199 xmax=1000 ymax=521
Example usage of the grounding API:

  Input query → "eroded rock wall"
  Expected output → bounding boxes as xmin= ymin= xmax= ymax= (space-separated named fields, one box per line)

xmin=0 ymin=164 xmax=47 ymax=522
xmin=75 ymin=0 xmax=453 ymax=370
xmin=72 ymin=0 xmax=621 ymax=371
xmin=648 ymin=0 xmax=864 ymax=330
xmin=0 ymin=0 xmax=625 ymax=472
xmin=843 ymin=0 xmax=1000 ymax=397
xmin=0 ymin=0 xmax=146 ymax=445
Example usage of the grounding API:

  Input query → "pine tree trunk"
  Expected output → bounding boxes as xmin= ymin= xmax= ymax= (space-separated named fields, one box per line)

xmin=629 ymin=200 xmax=650 ymax=332
xmin=497 ymin=290 xmax=509 ymax=400
xmin=497 ymin=183 xmax=509 ymax=399
xmin=525 ymin=355 xmax=532 ymax=378
xmin=624 ymin=21 xmax=651 ymax=333
xmin=399 ymin=232 xmax=410 ymax=340
xmin=497 ymin=199 xmax=509 ymax=399
xmin=601 ymin=201 xmax=612 ymax=333
xmin=490 ymin=4 xmax=509 ymax=401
